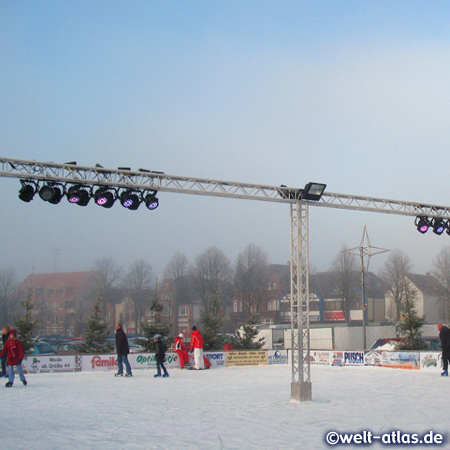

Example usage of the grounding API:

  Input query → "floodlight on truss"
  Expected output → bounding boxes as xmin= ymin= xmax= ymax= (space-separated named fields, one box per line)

xmin=415 ymin=216 xmax=431 ymax=234
xmin=143 ymin=191 xmax=159 ymax=210
xmin=39 ymin=184 xmax=63 ymax=204
xmin=432 ymin=218 xmax=447 ymax=235
xmin=94 ymin=188 xmax=116 ymax=208
xmin=302 ymin=182 xmax=327 ymax=201
xmin=18 ymin=179 xmax=38 ymax=202
xmin=120 ymin=190 xmax=141 ymax=210
xmin=66 ymin=185 xmax=91 ymax=206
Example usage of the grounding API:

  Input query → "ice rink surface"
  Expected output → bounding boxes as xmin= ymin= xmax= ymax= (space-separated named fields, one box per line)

xmin=2 ymin=364 xmax=449 ymax=450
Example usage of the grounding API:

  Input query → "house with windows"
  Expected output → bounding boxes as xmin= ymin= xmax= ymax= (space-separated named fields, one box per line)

xmin=19 ymin=271 xmax=99 ymax=336
xmin=384 ymin=273 xmax=445 ymax=323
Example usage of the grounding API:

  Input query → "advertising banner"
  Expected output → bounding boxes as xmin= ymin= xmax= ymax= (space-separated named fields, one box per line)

xmin=331 ymin=351 xmax=345 ymax=367
xmin=25 ymin=355 xmax=80 ymax=373
xmin=204 ymin=352 xmax=226 ymax=368
xmin=267 ymin=350 xmax=288 ymax=365
xmin=420 ymin=352 xmax=442 ymax=371
xmin=309 ymin=351 xmax=331 ymax=365
xmin=226 ymin=350 xmax=268 ymax=366
xmin=343 ymin=351 xmax=365 ymax=366
xmin=382 ymin=351 xmax=420 ymax=370
xmin=364 ymin=351 xmax=383 ymax=367
xmin=82 ymin=354 xmax=118 ymax=372
xmin=131 ymin=352 xmax=180 ymax=371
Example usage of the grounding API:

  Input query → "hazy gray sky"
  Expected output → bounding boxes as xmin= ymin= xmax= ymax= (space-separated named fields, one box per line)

xmin=2 ymin=1 xmax=450 ymax=281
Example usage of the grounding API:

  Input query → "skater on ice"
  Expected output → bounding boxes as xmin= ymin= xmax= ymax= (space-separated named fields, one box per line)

xmin=174 ymin=333 xmax=189 ymax=369
xmin=0 ymin=329 xmax=27 ymax=387
xmin=114 ymin=323 xmax=132 ymax=377
xmin=154 ymin=334 xmax=169 ymax=378
xmin=438 ymin=323 xmax=450 ymax=376
xmin=190 ymin=326 xmax=204 ymax=370
xmin=1 ymin=325 xmax=10 ymax=378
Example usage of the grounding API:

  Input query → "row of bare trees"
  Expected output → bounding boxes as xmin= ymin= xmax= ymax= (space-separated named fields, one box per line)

xmin=4 ymin=244 xmax=450 ymax=335
xmin=330 ymin=245 xmax=450 ymax=323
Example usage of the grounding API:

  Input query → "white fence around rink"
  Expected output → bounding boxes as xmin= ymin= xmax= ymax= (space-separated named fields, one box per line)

xmin=21 ymin=349 xmax=443 ymax=375
xmin=260 ymin=324 xmax=441 ymax=351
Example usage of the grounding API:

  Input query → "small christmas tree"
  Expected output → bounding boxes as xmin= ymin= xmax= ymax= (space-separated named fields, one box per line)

xmin=14 ymin=283 xmax=37 ymax=352
xmin=141 ymin=292 xmax=171 ymax=351
xmin=396 ymin=279 xmax=426 ymax=351
xmin=200 ymin=294 xmax=224 ymax=351
xmin=233 ymin=317 xmax=265 ymax=350
xmin=84 ymin=294 xmax=110 ymax=353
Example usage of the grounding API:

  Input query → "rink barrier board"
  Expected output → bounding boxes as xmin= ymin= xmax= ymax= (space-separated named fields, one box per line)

xmin=20 ymin=349 xmax=443 ymax=374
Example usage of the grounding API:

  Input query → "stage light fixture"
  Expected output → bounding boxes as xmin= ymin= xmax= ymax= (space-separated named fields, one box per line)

xmin=18 ymin=181 xmax=37 ymax=202
xmin=302 ymin=182 xmax=327 ymax=201
xmin=66 ymin=185 xmax=90 ymax=206
xmin=432 ymin=218 xmax=446 ymax=235
xmin=39 ymin=184 xmax=63 ymax=204
xmin=144 ymin=192 xmax=159 ymax=210
xmin=415 ymin=216 xmax=431 ymax=234
xmin=120 ymin=190 xmax=140 ymax=210
xmin=94 ymin=188 xmax=115 ymax=208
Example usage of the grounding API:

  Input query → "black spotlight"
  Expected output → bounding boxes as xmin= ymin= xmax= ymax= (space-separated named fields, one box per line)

xmin=302 ymin=182 xmax=327 ymax=201
xmin=144 ymin=192 xmax=159 ymax=210
xmin=18 ymin=182 xmax=37 ymax=202
xmin=415 ymin=216 xmax=431 ymax=234
xmin=39 ymin=185 xmax=63 ymax=204
xmin=94 ymin=188 xmax=116 ymax=208
xmin=120 ymin=190 xmax=140 ymax=210
xmin=432 ymin=218 xmax=446 ymax=236
xmin=66 ymin=185 xmax=90 ymax=206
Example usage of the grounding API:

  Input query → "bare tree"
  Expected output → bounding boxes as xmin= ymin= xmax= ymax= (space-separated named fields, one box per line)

xmin=379 ymin=249 xmax=412 ymax=322
xmin=432 ymin=246 xmax=450 ymax=321
xmin=193 ymin=246 xmax=233 ymax=304
xmin=90 ymin=257 xmax=122 ymax=304
xmin=163 ymin=252 xmax=190 ymax=332
xmin=330 ymin=246 xmax=359 ymax=323
xmin=87 ymin=257 xmax=122 ymax=329
xmin=0 ymin=268 xmax=19 ymax=325
xmin=234 ymin=244 xmax=270 ymax=322
xmin=123 ymin=259 xmax=154 ymax=334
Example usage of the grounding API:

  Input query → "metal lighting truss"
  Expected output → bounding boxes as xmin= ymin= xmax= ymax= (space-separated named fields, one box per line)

xmin=2 ymin=157 xmax=450 ymax=401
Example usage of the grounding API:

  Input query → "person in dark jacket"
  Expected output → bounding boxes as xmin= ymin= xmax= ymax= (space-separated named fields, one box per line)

xmin=114 ymin=323 xmax=132 ymax=377
xmin=0 ymin=329 xmax=27 ymax=387
xmin=438 ymin=323 xmax=450 ymax=376
xmin=1 ymin=325 xmax=10 ymax=377
xmin=153 ymin=334 xmax=169 ymax=378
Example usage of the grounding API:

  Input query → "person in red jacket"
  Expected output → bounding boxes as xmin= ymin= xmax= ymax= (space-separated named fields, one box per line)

xmin=0 ymin=329 xmax=27 ymax=387
xmin=174 ymin=333 xmax=189 ymax=369
xmin=190 ymin=326 xmax=204 ymax=370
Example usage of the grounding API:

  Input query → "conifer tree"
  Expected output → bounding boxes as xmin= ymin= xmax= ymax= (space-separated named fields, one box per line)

xmin=14 ymin=283 xmax=37 ymax=351
xmin=396 ymin=279 xmax=426 ymax=351
xmin=141 ymin=290 xmax=171 ymax=351
xmin=201 ymin=294 xmax=224 ymax=350
xmin=84 ymin=295 xmax=110 ymax=353
xmin=233 ymin=317 xmax=265 ymax=350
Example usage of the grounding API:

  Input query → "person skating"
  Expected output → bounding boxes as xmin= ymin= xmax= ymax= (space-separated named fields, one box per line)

xmin=153 ymin=334 xmax=169 ymax=378
xmin=174 ymin=333 xmax=189 ymax=369
xmin=0 ymin=329 xmax=27 ymax=387
xmin=438 ymin=323 xmax=450 ymax=376
xmin=190 ymin=326 xmax=204 ymax=370
xmin=1 ymin=325 xmax=10 ymax=377
xmin=114 ymin=323 xmax=132 ymax=377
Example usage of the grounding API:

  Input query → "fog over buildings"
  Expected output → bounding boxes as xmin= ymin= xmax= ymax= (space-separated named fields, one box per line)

xmin=2 ymin=2 xmax=450 ymax=282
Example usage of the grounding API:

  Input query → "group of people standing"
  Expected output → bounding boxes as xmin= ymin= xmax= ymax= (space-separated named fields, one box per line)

xmin=174 ymin=325 xmax=205 ymax=370
xmin=0 ymin=325 xmax=27 ymax=387
xmin=114 ymin=323 xmax=206 ymax=379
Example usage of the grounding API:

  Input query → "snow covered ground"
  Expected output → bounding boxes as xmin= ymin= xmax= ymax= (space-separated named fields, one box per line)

xmin=2 ymin=364 xmax=449 ymax=450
